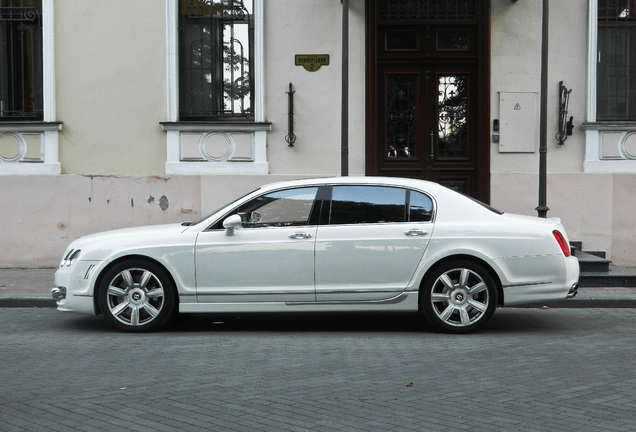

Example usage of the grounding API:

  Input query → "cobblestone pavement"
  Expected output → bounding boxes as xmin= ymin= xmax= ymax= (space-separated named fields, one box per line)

xmin=1 ymin=307 xmax=636 ymax=431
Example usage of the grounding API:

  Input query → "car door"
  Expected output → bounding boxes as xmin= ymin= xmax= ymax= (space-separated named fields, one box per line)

xmin=315 ymin=185 xmax=433 ymax=302
xmin=195 ymin=186 xmax=320 ymax=303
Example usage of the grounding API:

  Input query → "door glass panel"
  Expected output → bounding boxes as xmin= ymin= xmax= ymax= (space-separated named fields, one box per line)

xmin=386 ymin=31 xmax=418 ymax=51
xmin=235 ymin=187 xmax=318 ymax=228
xmin=437 ymin=31 xmax=470 ymax=51
xmin=438 ymin=75 xmax=468 ymax=158
xmin=330 ymin=186 xmax=406 ymax=224
xmin=386 ymin=74 xmax=417 ymax=159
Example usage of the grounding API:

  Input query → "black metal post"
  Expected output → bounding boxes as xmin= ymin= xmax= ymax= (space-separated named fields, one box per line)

xmin=341 ymin=0 xmax=349 ymax=176
xmin=285 ymin=83 xmax=296 ymax=147
xmin=536 ymin=0 xmax=550 ymax=218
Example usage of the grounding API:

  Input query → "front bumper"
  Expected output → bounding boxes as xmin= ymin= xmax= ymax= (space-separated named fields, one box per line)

xmin=51 ymin=286 xmax=66 ymax=301
xmin=52 ymin=261 xmax=102 ymax=314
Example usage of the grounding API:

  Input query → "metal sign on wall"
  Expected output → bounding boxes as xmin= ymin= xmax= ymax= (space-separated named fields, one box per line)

xmin=295 ymin=54 xmax=330 ymax=72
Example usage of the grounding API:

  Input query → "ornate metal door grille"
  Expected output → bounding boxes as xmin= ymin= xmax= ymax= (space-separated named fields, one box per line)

xmin=379 ymin=0 xmax=477 ymax=21
xmin=438 ymin=75 xmax=468 ymax=158
xmin=386 ymin=74 xmax=417 ymax=159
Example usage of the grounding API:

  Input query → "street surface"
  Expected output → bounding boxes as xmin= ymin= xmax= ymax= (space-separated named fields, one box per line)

xmin=1 ymin=307 xmax=635 ymax=431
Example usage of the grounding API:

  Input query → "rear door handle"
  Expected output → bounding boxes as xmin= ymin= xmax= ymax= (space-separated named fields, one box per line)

xmin=404 ymin=229 xmax=427 ymax=237
xmin=289 ymin=232 xmax=313 ymax=240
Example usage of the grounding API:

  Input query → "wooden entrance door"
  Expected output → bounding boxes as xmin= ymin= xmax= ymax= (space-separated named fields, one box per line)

xmin=366 ymin=0 xmax=490 ymax=202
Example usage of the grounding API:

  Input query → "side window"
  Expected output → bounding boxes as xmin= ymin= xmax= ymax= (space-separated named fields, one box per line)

xmin=330 ymin=186 xmax=406 ymax=224
xmin=235 ymin=187 xmax=318 ymax=228
xmin=409 ymin=191 xmax=434 ymax=222
xmin=0 ymin=0 xmax=43 ymax=120
xmin=597 ymin=0 xmax=636 ymax=121
xmin=178 ymin=0 xmax=253 ymax=120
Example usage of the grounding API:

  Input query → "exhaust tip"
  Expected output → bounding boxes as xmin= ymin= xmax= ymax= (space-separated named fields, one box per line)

xmin=566 ymin=283 xmax=579 ymax=299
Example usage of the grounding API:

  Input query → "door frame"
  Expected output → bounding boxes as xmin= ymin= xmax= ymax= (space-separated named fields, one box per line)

xmin=365 ymin=0 xmax=491 ymax=203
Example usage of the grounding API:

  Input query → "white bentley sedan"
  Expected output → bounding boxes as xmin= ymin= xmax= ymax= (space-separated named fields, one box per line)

xmin=52 ymin=177 xmax=579 ymax=333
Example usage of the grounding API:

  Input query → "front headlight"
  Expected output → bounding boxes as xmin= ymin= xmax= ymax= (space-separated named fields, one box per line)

xmin=60 ymin=249 xmax=81 ymax=267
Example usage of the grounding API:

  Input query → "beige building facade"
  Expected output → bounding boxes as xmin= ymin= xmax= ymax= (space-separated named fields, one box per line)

xmin=1 ymin=0 xmax=635 ymax=268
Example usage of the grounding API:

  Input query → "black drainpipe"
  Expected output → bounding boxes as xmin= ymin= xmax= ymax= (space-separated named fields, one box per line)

xmin=341 ymin=0 xmax=349 ymax=176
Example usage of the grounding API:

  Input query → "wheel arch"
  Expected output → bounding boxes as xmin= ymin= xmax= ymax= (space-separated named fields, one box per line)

xmin=418 ymin=254 xmax=504 ymax=309
xmin=93 ymin=254 xmax=180 ymax=316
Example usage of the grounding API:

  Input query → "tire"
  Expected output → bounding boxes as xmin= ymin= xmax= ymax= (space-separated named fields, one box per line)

xmin=421 ymin=260 xmax=498 ymax=334
xmin=98 ymin=260 xmax=175 ymax=332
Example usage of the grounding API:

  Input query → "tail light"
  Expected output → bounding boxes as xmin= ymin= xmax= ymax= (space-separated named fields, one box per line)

xmin=553 ymin=230 xmax=570 ymax=257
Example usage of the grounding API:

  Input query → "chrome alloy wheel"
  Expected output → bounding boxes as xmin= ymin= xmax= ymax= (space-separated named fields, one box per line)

xmin=429 ymin=267 xmax=491 ymax=328
xmin=105 ymin=268 xmax=166 ymax=327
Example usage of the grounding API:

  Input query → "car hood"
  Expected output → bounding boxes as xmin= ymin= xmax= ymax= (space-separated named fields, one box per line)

xmin=67 ymin=223 xmax=190 ymax=261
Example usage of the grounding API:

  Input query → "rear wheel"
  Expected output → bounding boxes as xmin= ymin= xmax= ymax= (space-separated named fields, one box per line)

xmin=421 ymin=260 xmax=497 ymax=333
xmin=98 ymin=260 xmax=175 ymax=332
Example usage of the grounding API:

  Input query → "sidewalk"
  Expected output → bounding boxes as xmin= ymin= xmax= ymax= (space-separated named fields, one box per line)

xmin=2 ymin=268 xmax=636 ymax=308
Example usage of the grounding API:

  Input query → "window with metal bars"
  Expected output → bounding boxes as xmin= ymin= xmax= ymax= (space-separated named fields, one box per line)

xmin=0 ymin=0 xmax=43 ymax=121
xmin=597 ymin=0 xmax=636 ymax=121
xmin=178 ymin=0 xmax=253 ymax=121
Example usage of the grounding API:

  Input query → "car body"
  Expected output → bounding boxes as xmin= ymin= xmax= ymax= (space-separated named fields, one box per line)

xmin=52 ymin=176 xmax=579 ymax=333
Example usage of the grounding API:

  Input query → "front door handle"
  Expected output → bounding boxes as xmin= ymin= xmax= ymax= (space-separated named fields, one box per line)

xmin=404 ymin=229 xmax=427 ymax=237
xmin=289 ymin=232 xmax=313 ymax=240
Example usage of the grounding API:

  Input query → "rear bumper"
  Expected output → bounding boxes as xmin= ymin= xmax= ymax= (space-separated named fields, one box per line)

xmin=502 ymin=255 xmax=579 ymax=306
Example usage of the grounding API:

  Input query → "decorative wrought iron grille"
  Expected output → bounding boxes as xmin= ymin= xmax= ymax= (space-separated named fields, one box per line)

xmin=379 ymin=0 xmax=477 ymax=21
xmin=386 ymin=74 xmax=417 ymax=159
xmin=179 ymin=0 xmax=253 ymax=120
xmin=438 ymin=75 xmax=468 ymax=158
xmin=0 ymin=0 xmax=43 ymax=120
xmin=597 ymin=0 xmax=636 ymax=120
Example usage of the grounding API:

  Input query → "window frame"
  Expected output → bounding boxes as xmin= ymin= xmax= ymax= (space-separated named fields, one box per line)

xmin=207 ymin=185 xmax=324 ymax=230
xmin=163 ymin=0 xmax=268 ymax=175
xmin=235 ymin=186 xmax=320 ymax=229
xmin=177 ymin=0 xmax=254 ymax=121
xmin=595 ymin=0 xmax=636 ymax=121
xmin=0 ymin=0 xmax=60 ymax=175
xmin=0 ymin=0 xmax=44 ymax=121
xmin=324 ymin=185 xmax=435 ymax=226
xmin=584 ymin=0 xmax=636 ymax=172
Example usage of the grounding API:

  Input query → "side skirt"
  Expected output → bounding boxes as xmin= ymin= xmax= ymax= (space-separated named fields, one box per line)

xmin=179 ymin=292 xmax=420 ymax=314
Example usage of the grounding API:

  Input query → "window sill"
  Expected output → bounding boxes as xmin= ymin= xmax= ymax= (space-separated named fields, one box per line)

xmin=584 ymin=124 xmax=636 ymax=173
xmin=162 ymin=122 xmax=271 ymax=175
xmin=161 ymin=122 xmax=271 ymax=133
xmin=0 ymin=162 xmax=61 ymax=175
xmin=0 ymin=122 xmax=62 ymax=175
xmin=0 ymin=121 xmax=63 ymax=132
xmin=582 ymin=122 xmax=636 ymax=131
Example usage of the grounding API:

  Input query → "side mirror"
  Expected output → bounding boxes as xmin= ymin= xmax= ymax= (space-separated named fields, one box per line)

xmin=222 ymin=214 xmax=243 ymax=236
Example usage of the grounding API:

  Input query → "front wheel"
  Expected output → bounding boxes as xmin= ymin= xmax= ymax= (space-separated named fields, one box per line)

xmin=421 ymin=260 xmax=498 ymax=334
xmin=98 ymin=260 xmax=175 ymax=332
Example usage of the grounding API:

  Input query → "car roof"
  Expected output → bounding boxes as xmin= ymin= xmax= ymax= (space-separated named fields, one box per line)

xmin=260 ymin=176 xmax=447 ymax=193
